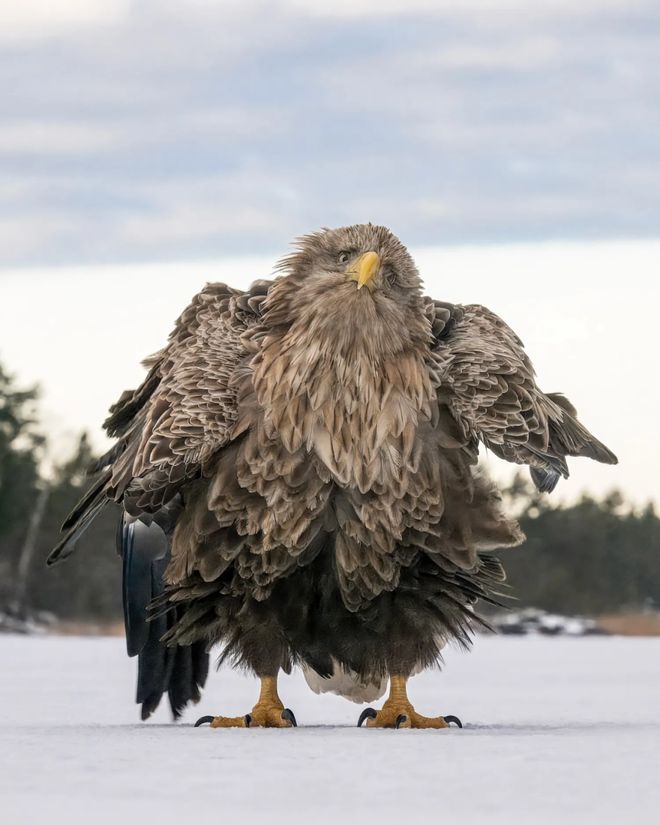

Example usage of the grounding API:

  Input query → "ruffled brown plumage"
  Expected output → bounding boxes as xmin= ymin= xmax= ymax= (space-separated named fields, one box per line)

xmin=50 ymin=224 xmax=617 ymax=718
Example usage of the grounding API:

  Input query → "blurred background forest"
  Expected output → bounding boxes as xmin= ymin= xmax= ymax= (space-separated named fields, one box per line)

xmin=1 ymin=355 xmax=658 ymax=625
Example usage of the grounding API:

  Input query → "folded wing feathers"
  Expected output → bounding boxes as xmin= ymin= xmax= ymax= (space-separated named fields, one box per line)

xmin=428 ymin=301 xmax=617 ymax=491
xmin=52 ymin=280 xmax=271 ymax=562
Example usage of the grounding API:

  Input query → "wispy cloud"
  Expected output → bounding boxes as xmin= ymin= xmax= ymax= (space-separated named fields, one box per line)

xmin=0 ymin=121 xmax=127 ymax=155
xmin=287 ymin=0 xmax=659 ymax=20
xmin=0 ymin=0 xmax=133 ymax=43
xmin=0 ymin=1 xmax=658 ymax=265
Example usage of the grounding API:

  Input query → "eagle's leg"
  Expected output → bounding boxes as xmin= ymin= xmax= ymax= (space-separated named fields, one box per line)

xmin=357 ymin=675 xmax=461 ymax=730
xmin=196 ymin=674 xmax=297 ymax=729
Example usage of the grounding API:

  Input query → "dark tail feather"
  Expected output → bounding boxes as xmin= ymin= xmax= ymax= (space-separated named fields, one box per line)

xmin=120 ymin=516 xmax=209 ymax=720
xmin=136 ymin=603 xmax=173 ymax=720
xmin=168 ymin=640 xmax=209 ymax=719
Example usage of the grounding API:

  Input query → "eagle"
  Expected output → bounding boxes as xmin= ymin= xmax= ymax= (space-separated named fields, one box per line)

xmin=49 ymin=224 xmax=617 ymax=729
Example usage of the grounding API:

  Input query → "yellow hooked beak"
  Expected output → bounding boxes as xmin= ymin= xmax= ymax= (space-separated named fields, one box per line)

xmin=346 ymin=251 xmax=380 ymax=290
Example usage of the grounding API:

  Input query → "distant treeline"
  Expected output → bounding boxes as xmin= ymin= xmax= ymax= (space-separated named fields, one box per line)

xmin=500 ymin=478 xmax=660 ymax=615
xmin=0 ymin=361 xmax=120 ymax=620
xmin=0 ymin=358 xmax=658 ymax=621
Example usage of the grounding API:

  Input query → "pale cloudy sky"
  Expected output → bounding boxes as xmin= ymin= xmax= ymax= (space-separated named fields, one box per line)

xmin=1 ymin=1 xmax=659 ymax=265
xmin=0 ymin=2 xmax=657 ymax=505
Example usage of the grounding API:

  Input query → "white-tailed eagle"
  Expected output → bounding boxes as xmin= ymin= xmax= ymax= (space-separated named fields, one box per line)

xmin=50 ymin=225 xmax=616 ymax=728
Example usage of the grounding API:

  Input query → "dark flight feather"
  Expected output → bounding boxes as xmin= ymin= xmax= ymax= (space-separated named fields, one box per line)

xmin=119 ymin=516 xmax=209 ymax=719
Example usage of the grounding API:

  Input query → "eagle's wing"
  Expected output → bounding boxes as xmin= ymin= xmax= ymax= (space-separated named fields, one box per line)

xmin=48 ymin=279 xmax=271 ymax=720
xmin=424 ymin=299 xmax=617 ymax=491
xmin=48 ymin=279 xmax=271 ymax=565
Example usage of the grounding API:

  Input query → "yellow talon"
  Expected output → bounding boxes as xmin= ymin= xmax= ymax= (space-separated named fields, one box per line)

xmin=197 ymin=675 xmax=297 ymax=729
xmin=358 ymin=675 xmax=457 ymax=730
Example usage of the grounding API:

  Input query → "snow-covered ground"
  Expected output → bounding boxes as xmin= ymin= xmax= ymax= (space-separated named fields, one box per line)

xmin=1 ymin=634 xmax=659 ymax=825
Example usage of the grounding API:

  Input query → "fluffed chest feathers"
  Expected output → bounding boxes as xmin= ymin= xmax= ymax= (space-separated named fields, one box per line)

xmin=250 ymin=332 xmax=436 ymax=495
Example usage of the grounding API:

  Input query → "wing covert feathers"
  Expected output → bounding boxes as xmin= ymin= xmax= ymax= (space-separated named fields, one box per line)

xmin=50 ymin=279 xmax=271 ymax=563
xmin=425 ymin=300 xmax=617 ymax=491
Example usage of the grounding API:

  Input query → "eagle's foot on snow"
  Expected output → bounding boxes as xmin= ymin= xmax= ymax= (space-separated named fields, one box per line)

xmin=195 ymin=675 xmax=297 ymax=729
xmin=203 ymin=705 xmax=295 ymax=728
xmin=358 ymin=705 xmax=456 ymax=729
xmin=357 ymin=675 xmax=462 ymax=730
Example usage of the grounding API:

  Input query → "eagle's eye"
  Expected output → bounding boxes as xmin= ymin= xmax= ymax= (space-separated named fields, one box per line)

xmin=337 ymin=251 xmax=351 ymax=265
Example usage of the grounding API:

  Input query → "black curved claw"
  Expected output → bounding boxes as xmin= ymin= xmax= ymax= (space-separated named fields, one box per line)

xmin=443 ymin=715 xmax=463 ymax=728
xmin=194 ymin=715 xmax=214 ymax=727
xmin=281 ymin=708 xmax=298 ymax=727
xmin=395 ymin=714 xmax=408 ymax=729
xmin=244 ymin=714 xmax=253 ymax=728
xmin=357 ymin=707 xmax=378 ymax=727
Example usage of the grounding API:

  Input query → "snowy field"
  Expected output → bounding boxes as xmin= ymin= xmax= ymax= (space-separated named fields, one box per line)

xmin=1 ymin=634 xmax=659 ymax=825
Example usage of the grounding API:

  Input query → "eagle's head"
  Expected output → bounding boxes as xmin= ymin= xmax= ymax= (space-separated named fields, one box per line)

xmin=266 ymin=224 xmax=430 ymax=359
